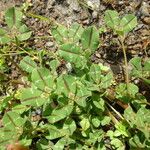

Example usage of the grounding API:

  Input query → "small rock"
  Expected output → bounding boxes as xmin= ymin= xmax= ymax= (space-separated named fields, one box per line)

xmin=87 ymin=0 xmax=100 ymax=11
xmin=67 ymin=0 xmax=81 ymax=13
xmin=140 ymin=29 xmax=150 ymax=36
xmin=82 ymin=19 xmax=90 ymax=25
xmin=45 ymin=41 xmax=54 ymax=47
xmin=134 ymin=24 xmax=144 ymax=31
xmin=130 ymin=50 xmax=137 ymax=55
xmin=99 ymin=5 xmax=105 ymax=11
xmin=95 ymin=52 xmax=101 ymax=58
xmin=46 ymin=0 xmax=55 ymax=9
xmin=134 ymin=79 xmax=140 ymax=84
xmin=142 ymin=17 xmax=150 ymax=25
xmin=92 ymin=11 xmax=98 ymax=19
xmin=140 ymin=2 xmax=150 ymax=16
xmin=80 ymin=11 xmax=89 ymax=21
xmin=35 ymin=109 xmax=42 ymax=115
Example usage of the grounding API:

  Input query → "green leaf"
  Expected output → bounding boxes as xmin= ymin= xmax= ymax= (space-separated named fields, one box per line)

xmin=100 ymin=72 xmax=113 ymax=89
xmin=124 ymin=107 xmax=150 ymax=138
xmin=116 ymin=83 xmax=139 ymax=103
xmin=0 ymin=95 xmax=13 ymax=112
xmin=111 ymin=138 xmax=125 ymax=149
xmin=129 ymin=134 xmax=149 ymax=149
xmin=115 ymin=122 xmax=129 ymax=137
xmin=136 ymin=107 xmax=150 ymax=138
xmin=104 ymin=10 xmax=119 ymax=29
xmin=129 ymin=57 xmax=142 ymax=77
xmin=2 ymin=111 xmax=25 ymax=129
xmin=89 ymin=64 xmax=102 ymax=84
xmin=36 ymin=138 xmax=53 ymax=150
xmin=119 ymin=14 xmax=137 ymax=34
xmin=104 ymin=10 xmax=137 ymax=36
xmin=31 ymin=68 xmax=54 ymax=91
xmin=17 ymin=31 xmax=32 ymax=41
xmin=101 ymin=116 xmax=111 ymax=126
xmin=128 ymin=83 xmax=139 ymax=96
xmin=48 ymin=104 xmax=73 ymax=123
xmin=5 ymin=7 xmax=23 ymax=28
xmin=80 ymin=118 xmax=90 ymax=131
xmin=143 ymin=60 xmax=150 ymax=72
xmin=0 ymin=36 xmax=11 ymax=44
xmin=19 ymin=24 xmax=30 ymax=33
xmin=12 ymin=104 xmax=29 ymax=114
xmin=124 ymin=106 xmax=136 ymax=128
xmin=51 ymin=25 xmax=68 ymax=44
xmin=0 ymin=28 xmax=7 ymax=36
xmin=49 ymin=59 xmax=60 ymax=74
xmin=87 ymin=130 xmax=104 ymax=144
xmin=74 ymin=82 xmax=91 ymax=107
xmin=56 ymin=74 xmax=77 ymax=97
xmin=81 ymin=26 xmax=99 ymax=52
xmin=59 ymin=43 xmax=87 ymax=68
xmin=89 ymin=64 xmax=113 ymax=89
xmin=20 ymin=56 xmax=37 ymax=73
xmin=46 ymin=125 xmax=66 ymax=140
xmin=0 ymin=128 xmax=17 ymax=148
xmin=107 ymin=130 xmax=114 ymax=139
xmin=53 ymin=138 xmax=66 ymax=150
xmin=63 ymin=119 xmax=76 ymax=135
xmin=68 ymin=23 xmax=84 ymax=42
xmin=56 ymin=74 xmax=91 ymax=107
xmin=53 ymin=137 xmax=74 ymax=150
xmin=92 ymin=117 xmax=101 ymax=128
xmin=19 ymin=86 xmax=49 ymax=106
xmin=93 ymin=98 xmax=105 ymax=111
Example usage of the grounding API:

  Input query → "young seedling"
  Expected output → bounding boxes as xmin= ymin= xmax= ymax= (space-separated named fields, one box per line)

xmin=104 ymin=10 xmax=137 ymax=91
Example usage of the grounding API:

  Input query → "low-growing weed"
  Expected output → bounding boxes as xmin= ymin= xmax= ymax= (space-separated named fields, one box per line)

xmin=0 ymin=6 xmax=150 ymax=150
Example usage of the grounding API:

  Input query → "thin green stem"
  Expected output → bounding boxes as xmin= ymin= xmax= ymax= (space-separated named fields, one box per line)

xmin=120 ymin=38 xmax=129 ymax=92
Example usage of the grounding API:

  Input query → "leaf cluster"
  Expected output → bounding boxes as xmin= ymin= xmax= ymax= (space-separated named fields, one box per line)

xmin=0 ymin=7 xmax=150 ymax=150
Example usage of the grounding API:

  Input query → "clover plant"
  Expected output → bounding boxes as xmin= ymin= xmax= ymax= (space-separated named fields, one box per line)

xmin=104 ymin=10 xmax=137 ymax=92
xmin=0 ymin=7 xmax=32 ymax=44
xmin=0 ymin=7 xmax=150 ymax=150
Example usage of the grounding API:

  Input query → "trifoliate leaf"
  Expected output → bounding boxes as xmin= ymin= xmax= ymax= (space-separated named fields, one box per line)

xmin=19 ymin=56 xmax=37 ymax=73
xmin=119 ymin=14 xmax=137 ymax=34
xmin=2 ymin=111 xmax=25 ymax=129
xmin=5 ymin=7 xmax=23 ymax=28
xmin=51 ymin=25 xmax=68 ymax=44
xmin=80 ymin=118 xmax=90 ymax=131
xmin=31 ymin=68 xmax=54 ymax=91
xmin=17 ymin=31 xmax=32 ymax=41
xmin=68 ymin=23 xmax=84 ymax=42
xmin=59 ymin=43 xmax=87 ymax=68
xmin=81 ymin=26 xmax=99 ymax=52
xmin=104 ymin=10 xmax=119 ymax=29
xmin=48 ymin=104 xmax=73 ymax=123
xmin=19 ymin=86 xmax=49 ymax=107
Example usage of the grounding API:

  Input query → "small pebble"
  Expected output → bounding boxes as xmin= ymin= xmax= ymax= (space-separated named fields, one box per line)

xmin=143 ymin=17 xmax=150 ymax=25
xmin=134 ymin=79 xmax=140 ymax=84
xmin=35 ymin=109 xmax=42 ymax=115
xmin=92 ymin=11 xmax=98 ymax=19
xmin=46 ymin=41 xmax=54 ymax=47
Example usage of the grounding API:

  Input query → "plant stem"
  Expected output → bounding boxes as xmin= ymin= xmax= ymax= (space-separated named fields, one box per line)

xmin=106 ymin=101 xmax=124 ymax=120
xmin=120 ymin=38 xmax=129 ymax=92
